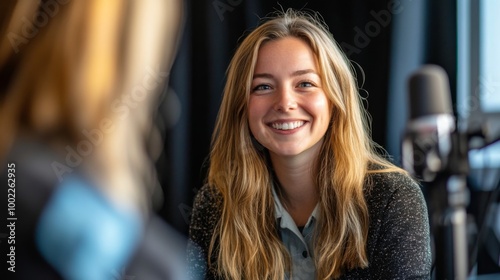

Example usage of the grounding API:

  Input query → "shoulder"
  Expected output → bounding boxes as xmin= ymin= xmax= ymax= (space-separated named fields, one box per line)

xmin=364 ymin=169 xmax=422 ymax=204
xmin=189 ymin=184 xmax=223 ymax=246
xmin=363 ymin=170 xmax=428 ymax=229
xmin=363 ymin=168 xmax=429 ymax=240
xmin=187 ymin=185 xmax=223 ymax=279
xmin=192 ymin=184 xmax=223 ymax=212
xmin=362 ymin=170 xmax=432 ymax=278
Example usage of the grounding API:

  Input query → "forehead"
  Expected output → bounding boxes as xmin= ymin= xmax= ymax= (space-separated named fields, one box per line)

xmin=253 ymin=37 xmax=318 ymax=75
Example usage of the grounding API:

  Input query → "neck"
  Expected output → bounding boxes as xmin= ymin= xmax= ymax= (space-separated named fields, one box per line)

xmin=270 ymin=153 xmax=318 ymax=225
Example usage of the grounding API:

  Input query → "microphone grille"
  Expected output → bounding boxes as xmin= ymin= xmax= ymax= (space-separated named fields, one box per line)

xmin=408 ymin=64 xmax=453 ymax=119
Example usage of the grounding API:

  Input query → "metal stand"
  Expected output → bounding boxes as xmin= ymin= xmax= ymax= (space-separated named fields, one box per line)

xmin=429 ymin=132 xmax=470 ymax=280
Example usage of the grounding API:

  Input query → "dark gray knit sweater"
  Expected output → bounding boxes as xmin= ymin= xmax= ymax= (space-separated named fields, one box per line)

xmin=187 ymin=171 xmax=432 ymax=279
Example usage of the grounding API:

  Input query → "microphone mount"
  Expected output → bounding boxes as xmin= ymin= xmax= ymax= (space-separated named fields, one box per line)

xmin=402 ymin=64 xmax=470 ymax=280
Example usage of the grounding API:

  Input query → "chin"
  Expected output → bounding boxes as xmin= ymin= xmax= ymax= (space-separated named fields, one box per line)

xmin=269 ymin=148 xmax=304 ymax=157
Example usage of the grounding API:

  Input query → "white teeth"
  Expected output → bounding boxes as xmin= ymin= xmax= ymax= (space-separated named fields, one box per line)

xmin=271 ymin=121 xmax=304 ymax=130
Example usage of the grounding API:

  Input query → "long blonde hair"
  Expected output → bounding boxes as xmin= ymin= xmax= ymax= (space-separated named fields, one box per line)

xmin=0 ymin=0 xmax=183 ymax=213
xmin=208 ymin=9 xmax=403 ymax=279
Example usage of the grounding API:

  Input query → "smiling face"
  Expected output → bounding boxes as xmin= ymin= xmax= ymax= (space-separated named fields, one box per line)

xmin=248 ymin=36 xmax=332 ymax=160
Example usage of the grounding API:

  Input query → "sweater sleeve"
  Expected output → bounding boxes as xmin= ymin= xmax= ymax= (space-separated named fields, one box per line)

xmin=186 ymin=185 xmax=222 ymax=280
xmin=368 ymin=173 xmax=432 ymax=279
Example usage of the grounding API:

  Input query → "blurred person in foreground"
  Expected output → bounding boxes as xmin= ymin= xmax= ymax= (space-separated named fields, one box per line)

xmin=0 ymin=0 xmax=185 ymax=279
xmin=187 ymin=9 xmax=432 ymax=279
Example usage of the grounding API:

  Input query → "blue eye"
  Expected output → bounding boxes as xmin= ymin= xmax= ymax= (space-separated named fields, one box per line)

xmin=252 ymin=84 xmax=271 ymax=91
xmin=298 ymin=81 xmax=314 ymax=88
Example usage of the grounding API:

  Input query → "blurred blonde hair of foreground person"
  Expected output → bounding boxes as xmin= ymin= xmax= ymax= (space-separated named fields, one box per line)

xmin=0 ymin=0 xmax=184 ymax=279
xmin=0 ymin=0 xmax=182 ymax=213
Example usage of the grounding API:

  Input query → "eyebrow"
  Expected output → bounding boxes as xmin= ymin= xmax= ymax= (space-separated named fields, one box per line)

xmin=252 ymin=69 xmax=319 ymax=79
xmin=291 ymin=69 xmax=318 ymax=77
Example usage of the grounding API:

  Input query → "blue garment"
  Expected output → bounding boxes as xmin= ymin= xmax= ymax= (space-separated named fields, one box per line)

xmin=2 ymin=139 xmax=189 ymax=279
xmin=36 ymin=176 xmax=142 ymax=280
xmin=272 ymin=186 xmax=318 ymax=280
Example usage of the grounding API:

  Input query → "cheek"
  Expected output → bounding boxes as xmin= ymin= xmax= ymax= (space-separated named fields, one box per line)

xmin=309 ymin=95 xmax=332 ymax=121
xmin=247 ymin=98 xmax=265 ymax=135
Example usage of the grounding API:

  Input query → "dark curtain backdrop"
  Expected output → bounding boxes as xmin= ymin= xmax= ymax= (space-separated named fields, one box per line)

xmin=155 ymin=0 xmax=403 ymax=236
xmin=387 ymin=0 xmax=457 ymax=163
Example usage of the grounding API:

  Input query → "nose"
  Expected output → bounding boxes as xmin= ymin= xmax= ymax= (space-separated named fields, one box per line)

xmin=273 ymin=86 xmax=297 ymax=112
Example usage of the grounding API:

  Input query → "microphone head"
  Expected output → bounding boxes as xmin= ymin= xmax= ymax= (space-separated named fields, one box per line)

xmin=408 ymin=65 xmax=453 ymax=120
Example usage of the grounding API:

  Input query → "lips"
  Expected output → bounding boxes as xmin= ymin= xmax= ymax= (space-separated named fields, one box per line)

xmin=269 ymin=121 xmax=305 ymax=130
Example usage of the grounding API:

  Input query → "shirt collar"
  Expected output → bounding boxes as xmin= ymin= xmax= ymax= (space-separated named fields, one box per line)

xmin=272 ymin=183 xmax=320 ymax=229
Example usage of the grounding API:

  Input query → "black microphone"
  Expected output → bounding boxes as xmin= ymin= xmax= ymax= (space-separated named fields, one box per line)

xmin=402 ymin=64 xmax=456 ymax=182
xmin=402 ymin=64 xmax=470 ymax=280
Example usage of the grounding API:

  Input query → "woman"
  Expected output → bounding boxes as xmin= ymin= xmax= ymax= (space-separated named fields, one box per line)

xmin=0 ymin=1 xmax=185 ymax=279
xmin=188 ymin=9 xmax=431 ymax=280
